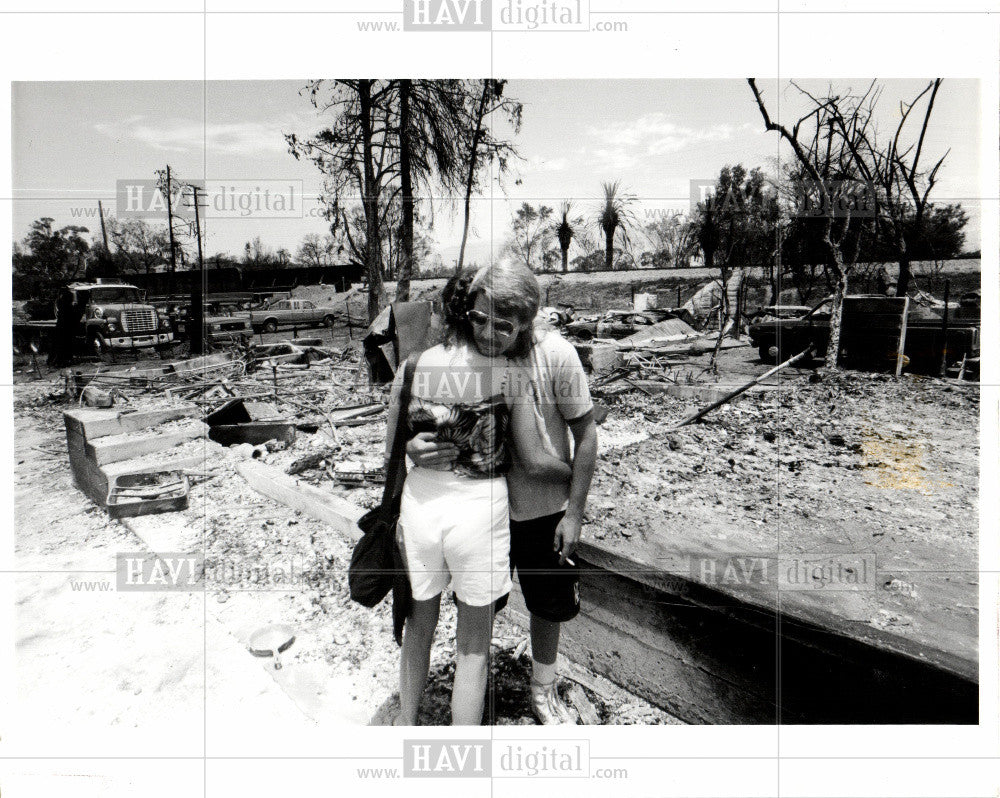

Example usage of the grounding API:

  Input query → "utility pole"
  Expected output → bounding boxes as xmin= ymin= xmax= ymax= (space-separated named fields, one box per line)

xmin=188 ymin=183 xmax=205 ymax=355
xmin=96 ymin=199 xmax=113 ymax=279
xmin=165 ymin=165 xmax=178 ymax=273
xmin=98 ymin=200 xmax=110 ymax=250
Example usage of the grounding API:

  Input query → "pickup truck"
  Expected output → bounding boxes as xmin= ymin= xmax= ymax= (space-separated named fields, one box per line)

xmin=151 ymin=300 xmax=251 ymax=346
xmin=249 ymin=298 xmax=337 ymax=333
xmin=749 ymin=295 xmax=980 ymax=375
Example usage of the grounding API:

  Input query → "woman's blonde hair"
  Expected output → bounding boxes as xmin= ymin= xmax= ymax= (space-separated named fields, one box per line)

xmin=469 ymin=262 xmax=540 ymax=359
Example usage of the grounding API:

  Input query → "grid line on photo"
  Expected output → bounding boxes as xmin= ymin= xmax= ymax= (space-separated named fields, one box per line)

xmin=4 ymin=8 xmax=1000 ymax=13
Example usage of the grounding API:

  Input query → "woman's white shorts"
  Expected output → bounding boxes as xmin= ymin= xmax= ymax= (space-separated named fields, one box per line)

xmin=398 ymin=466 xmax=512 ymax=607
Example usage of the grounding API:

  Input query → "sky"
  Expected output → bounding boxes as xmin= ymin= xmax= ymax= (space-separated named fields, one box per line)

xmin=11 ymin=78 xmax=982 ymax=267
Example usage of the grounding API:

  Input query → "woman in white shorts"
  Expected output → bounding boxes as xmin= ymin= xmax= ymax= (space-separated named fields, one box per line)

xmin=386 ymin=269 xmax=536 ymax=725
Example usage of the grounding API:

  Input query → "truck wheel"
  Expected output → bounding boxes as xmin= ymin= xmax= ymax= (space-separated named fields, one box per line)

xmin=322 ymin=314 xmax=335 ymax=328
xmin=758 ymin=344 xmax=775 ymax=363
xmin=263 ymin=319 xmax=278 ymax=334
xmin=91 ymin=333 xmax=114 ymax=364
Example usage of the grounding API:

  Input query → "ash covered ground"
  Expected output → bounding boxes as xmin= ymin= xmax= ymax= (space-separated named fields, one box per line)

xmin=11 ymin=319 xmax=979 ymax=728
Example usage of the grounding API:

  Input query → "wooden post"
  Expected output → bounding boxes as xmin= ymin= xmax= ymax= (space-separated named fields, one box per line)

xmin=939 ymin=279 xmax=950 ymax=378
xmin=189 ymin=184 xmax=205 ymax=356
xmin=894 ymin=296 xmax=909 ymax=378
xmin=732 ymin=279 xmax=744 ymax=338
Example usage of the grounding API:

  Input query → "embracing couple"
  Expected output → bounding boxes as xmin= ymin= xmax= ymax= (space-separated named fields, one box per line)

xmin=384 ymin=261 xmax=597 ymax=726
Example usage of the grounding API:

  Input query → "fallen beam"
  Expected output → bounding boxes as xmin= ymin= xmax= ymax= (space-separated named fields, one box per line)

xmin=235 ymin=459 xmax=363 ymax=542
xmin=669 ymin=345 xmax=813 ymax=430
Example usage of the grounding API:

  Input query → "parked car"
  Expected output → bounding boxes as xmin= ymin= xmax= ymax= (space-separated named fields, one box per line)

xmin=749 ymin=294 xmax=981 ymax=374
xmin=748 ymin=298 xmax=832 ymax=363
xmin=748 ymin=304 xmax=813 ymax=321
xmin=249 ymin=298 xmax=337 ymax=333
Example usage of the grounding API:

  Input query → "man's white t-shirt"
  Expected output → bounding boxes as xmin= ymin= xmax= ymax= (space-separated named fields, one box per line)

xmin=506 ymin=330 xmax=593 ymax=523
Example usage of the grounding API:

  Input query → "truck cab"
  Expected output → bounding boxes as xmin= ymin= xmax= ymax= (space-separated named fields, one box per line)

xmin=65 ymin=281 xmax=174 ymax=360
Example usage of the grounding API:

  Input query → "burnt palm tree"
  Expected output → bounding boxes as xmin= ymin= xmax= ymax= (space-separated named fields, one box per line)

xmin=555 ymin=201 xmax=578 ymax=273
xmin=596 ymin=181 xmax=637 ymax=270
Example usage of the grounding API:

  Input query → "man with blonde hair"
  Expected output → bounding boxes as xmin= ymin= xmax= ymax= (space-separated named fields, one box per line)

xmin=407 ymin=261 xmax=597 ymax=724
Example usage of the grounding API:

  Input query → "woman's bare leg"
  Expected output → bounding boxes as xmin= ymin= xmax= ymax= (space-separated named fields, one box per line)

xmin=451 ymin=599 xmax=495 ymax=725
xmin=397 ymin=594 xmax=441 ymax=725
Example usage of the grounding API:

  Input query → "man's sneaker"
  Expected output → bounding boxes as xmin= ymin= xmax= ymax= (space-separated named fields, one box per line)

xmin=530 ymin=679 xmax=575 ymax=725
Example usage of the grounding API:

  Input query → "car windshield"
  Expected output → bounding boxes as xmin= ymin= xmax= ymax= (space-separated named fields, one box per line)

xmin=805 ymin=298 xmax=833 ymax=317
xmin=89 ymin=287 xmax=143 ymax=304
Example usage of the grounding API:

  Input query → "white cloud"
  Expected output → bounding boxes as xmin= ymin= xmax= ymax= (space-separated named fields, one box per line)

xmin=585 ymin=113 xmax=752 ymax=169
xmin=94 ymin=114 xmax=313 ymax=157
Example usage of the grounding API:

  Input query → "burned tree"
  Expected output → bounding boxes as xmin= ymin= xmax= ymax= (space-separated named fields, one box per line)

xmin=504 ymin=202 xmax=555 ymax=271
xmin=394 ymin=80 xmax=469 ymax=297
xmin=556 ymin=201 xmax=583 ymax=273
xmin=695 ymin=165 xmax=780 ymax=326
xmin=748 ymin=79 xmax=875 ymax=369
xmin=596 ymin=181 xmax=640 ymax=271
xmin=454 ymin=79 xmax=523 ymax=273
xmin=290 ymin=79 xmax=520 ymax=314
xmin=827 ymin=79 xmax=949 ymax=298
xmin=288 ymin=80 xmax=396 ymax=323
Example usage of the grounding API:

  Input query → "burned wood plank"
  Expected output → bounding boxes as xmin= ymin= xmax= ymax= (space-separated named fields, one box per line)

xmin=236 ymin=460 xmax=363 ymax=542
xmin=581 ymin=527 xmax=978 ymax=685
xmin=566 ymin=684 xmax=602 ymax=725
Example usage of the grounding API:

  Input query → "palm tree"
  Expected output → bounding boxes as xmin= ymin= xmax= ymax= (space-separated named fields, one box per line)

xmin=555 ymin=201 xmax=577 ymax=273
xmin=596 ymin=181 xmax=637 ymax=270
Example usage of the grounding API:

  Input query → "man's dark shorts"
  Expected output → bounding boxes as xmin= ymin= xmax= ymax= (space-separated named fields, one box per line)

xmin=509 ymin=511 xmax=581 ymax=623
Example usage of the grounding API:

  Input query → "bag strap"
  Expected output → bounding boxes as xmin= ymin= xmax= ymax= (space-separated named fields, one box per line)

xmin=379 ymin=353 xmax=418 ymax=506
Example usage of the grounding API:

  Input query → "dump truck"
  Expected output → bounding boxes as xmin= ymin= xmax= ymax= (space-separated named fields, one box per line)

xmin=13 ymin=280 xmax=174 ymax=363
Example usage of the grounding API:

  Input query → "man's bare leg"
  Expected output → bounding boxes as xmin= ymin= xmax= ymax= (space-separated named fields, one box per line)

xmin=530 ymin=614 xmax=559 ymax=665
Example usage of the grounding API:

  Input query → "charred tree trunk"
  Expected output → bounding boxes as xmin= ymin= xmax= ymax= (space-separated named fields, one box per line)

xmin=896 ymin=251 xmax=912 ymax=297
xmin=456 ymin=80 xmax=490 ymax=274
xmin=358 ymin=81 xmax=386 ymax=323
xmin=604 ymin=225 xmax=615 ymax=270
xmin=821 ymin=224 xmax=850 ymax=370
xmin=397 ymin=79 xmax=414 ymax=302
xmin=703 ymin=246 xmax=715 ymax=271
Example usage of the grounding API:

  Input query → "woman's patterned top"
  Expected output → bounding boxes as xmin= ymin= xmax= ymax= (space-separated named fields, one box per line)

xmin=407 ymin=394 xmax=511 ymax=479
